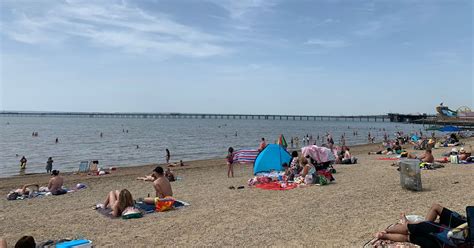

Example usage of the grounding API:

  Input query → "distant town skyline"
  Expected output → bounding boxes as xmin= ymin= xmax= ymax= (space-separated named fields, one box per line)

xmin=1 ymin=0 xmax=472 ymax=115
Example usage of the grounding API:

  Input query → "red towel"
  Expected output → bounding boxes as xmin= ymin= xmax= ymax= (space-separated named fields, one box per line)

xmin=255 ymin=181 xmax=297 ymax=190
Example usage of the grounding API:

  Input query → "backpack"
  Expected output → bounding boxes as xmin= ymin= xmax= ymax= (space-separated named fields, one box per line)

xmin=7 ymin=192 xmax=20 ymax=200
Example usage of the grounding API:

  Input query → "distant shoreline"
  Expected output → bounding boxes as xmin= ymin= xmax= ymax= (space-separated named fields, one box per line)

xmin=0 ymin=141 xmax=385 ymax=181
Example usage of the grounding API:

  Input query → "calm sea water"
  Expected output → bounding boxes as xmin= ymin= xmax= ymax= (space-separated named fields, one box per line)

xmin=0 ymin=116 xmax=427 ymax=177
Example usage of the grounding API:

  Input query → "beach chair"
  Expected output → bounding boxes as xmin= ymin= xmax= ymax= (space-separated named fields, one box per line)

xmin=78 ymin=161 xmax=90 ymax=173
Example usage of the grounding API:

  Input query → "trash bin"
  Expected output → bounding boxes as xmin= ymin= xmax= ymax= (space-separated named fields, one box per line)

xmin=399 ymin=159 xmax=422 ymax=191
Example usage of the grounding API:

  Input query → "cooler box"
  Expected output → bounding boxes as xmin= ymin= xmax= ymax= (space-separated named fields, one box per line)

xmin=55 ymin=239 xmax=92 ymax=248
xmin=399 ymin=159 xmax=422 ymax=191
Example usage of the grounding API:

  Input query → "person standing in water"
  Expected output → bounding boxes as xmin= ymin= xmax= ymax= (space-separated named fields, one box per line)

xmin=165 ymin=149 xmax=171 ymax=164
xmin=55 ymin=138 xmax=59 ymax=143
xmin=20 ymin=156 xmax=27 ymax=170
xmin=46 ymin=157 xmax=54 ymax=174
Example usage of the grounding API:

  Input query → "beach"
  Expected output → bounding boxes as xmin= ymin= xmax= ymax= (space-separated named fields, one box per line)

xmin=1 ymin=139 xmax=473 ymax=247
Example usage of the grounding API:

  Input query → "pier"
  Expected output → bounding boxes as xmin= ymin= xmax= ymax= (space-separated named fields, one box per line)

xmin=0 ymin=111 xmax=391 ymax=122
xmin=413 ymin=117 xmax=474 ymax=127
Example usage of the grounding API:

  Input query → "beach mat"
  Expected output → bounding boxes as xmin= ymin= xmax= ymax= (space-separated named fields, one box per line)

xmin=376 ymin=157 xmax=399 ymax=161
xmin=7 ymin=185 xmax=87 ymax=201
xmin=255 ymin=181 xmax=297 ymax=191
xmin=364 ymin=224 xmax=420 ymax=248
xmin=363 ymin=237 xmax=420 ymax=248
xmin=97 ymin=200 xmax=190 ymax=218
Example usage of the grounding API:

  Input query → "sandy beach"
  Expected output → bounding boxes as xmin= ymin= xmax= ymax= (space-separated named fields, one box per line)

xmin=1 ymin=139 xmax=473 ymax=247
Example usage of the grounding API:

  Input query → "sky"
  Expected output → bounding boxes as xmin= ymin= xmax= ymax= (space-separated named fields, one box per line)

xmin=0 ymin=0 xmax=472 ymax=115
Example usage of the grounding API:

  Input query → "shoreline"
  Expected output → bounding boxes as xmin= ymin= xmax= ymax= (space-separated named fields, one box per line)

xmin=0 ymin=139 xmax=389 ymax=179
xmin=0 ymin=141 xmax=385 ymax=182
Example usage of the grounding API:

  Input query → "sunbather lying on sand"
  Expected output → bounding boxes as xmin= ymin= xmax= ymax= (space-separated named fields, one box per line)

xmin=405 ymin=149 xmax=434 ymax=163
xmin=97 ymin=189 xmax=137 ymax=217
xmin=13 ymin=184 xmax=40 ymax=195
xmin=136 ymin=175 xmax=156 ymax=182
xmin=137 ymin=168 xmax=176 ymax=182
xmin=374 ymin=203 xmax=467 ymax=248
xmin=459 ymin=146 xmax=472 ymax=161
xmin=369 ymin=141 xmax=403 ymax=155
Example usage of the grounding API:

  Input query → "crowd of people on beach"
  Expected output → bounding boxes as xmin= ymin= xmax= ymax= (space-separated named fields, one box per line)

xmin=6 ymin=125 xmax=473 ymax=247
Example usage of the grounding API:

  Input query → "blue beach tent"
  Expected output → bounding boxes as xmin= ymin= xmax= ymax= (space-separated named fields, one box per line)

xmin=439 ymin=126 xmax=461 ymax=132
xmin=253 ymin=144 xmax=292 ymax=175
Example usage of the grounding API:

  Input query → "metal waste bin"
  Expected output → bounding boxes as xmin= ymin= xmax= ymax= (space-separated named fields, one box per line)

xmin=399 ymin=159 xmax=422 ymax=191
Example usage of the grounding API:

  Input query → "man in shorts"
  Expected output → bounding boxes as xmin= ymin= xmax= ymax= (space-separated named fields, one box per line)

xmin=49 ymin=170 xmax=67 ymax=195
xmin=144 ymin=166 xmax=173 ymax=204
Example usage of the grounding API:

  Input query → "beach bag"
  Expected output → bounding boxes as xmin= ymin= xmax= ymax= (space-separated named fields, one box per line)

xmin=450 ymin=155 xmax=459 ymax=164
xmin=155 ymin=197 xmax=175 ymax=212
xmin=319 ymin=175 xmax=328 ymax=185
xmin=304 ymin=174 xmax=313 ymax=185
xmin=7 ymin=192 xmax=19 ymax=200
xmin=122 ymin=208 xmax=143 ymax=219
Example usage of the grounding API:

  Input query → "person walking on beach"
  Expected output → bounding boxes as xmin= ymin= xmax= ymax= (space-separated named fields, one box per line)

xmin=258 ymin=138 xmax=267 ymax=152
xmin=20 ymin=156 xmax=27 ymax=170
xmin=46 ymin=157 xmax=54 ymax=174
xmin=226 ymin=147 xmax=234 ymax=178
xmin=165 ymin=149 xmax=171 ymax=164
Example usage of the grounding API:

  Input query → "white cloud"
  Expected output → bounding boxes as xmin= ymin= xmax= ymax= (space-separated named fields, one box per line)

xmin=353 ymin=21 xmax=382 ymax=36
xmin=1 ymin=0 xmax=229 ymax=57
xmin=208 ymin=0 xmax=275 ymax=19
xmin=429 ymin=51 xmax=461 ymax=65
xmin=304 ymin=39 xmax=348 ymax=48
xmin=207 ymin=0 xmax=277 ymax=31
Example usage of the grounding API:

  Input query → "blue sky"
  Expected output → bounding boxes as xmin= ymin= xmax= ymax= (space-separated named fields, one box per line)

xmin=0 ymin=0 xmax=472 ymax=115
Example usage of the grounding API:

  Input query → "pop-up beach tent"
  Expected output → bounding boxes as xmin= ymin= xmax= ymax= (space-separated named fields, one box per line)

xmin=439 ymin=125 xmax=461 ymax=132
xmin=253 ymin=144 xmax=291 ymax=175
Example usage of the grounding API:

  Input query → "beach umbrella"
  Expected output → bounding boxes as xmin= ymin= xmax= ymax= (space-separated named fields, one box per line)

xmin=277 ymin=134 xmax=288 ymax=148
xmin=301 ymin=145 xmax=335 ymax=164
xmin=439 ymin=126 xmax=460 ymax=132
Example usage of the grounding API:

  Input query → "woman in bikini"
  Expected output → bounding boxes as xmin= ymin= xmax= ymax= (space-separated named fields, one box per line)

xmin=99 ymin=189 xmax=137 ymax=217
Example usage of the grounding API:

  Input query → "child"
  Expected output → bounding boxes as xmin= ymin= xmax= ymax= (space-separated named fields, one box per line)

xmin=226 ymin=147 xmax=234 ymax=178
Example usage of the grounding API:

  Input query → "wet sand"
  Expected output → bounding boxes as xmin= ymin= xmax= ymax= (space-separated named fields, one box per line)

xmin=1 ymin=139 xmax=473 ymax=247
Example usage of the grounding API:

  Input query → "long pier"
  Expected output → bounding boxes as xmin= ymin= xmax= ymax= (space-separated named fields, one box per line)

xmin=0 ymin=111 xmax=391 ymax=122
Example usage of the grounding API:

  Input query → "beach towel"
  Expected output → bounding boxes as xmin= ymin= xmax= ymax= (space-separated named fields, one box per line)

xmin=37 ymin=239 xmax=92 ymax=248
xmin=364 ymin=224 xmax=420 ymax=248
xmin=96 ymin=200 xmax=190 ymax=219
xmin=233 ymin=149 xmax=259 ymax=164
xmin=254 ymin=181 xmax=297 ymax=191
xmin=376 ymin=157 xmax=399 ymax=161
xmin=7 ymin=184 xmax=87 ymax=201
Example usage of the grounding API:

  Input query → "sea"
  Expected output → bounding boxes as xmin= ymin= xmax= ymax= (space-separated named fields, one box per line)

xmin=0 ymin=116 xmax=430 ymax=177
